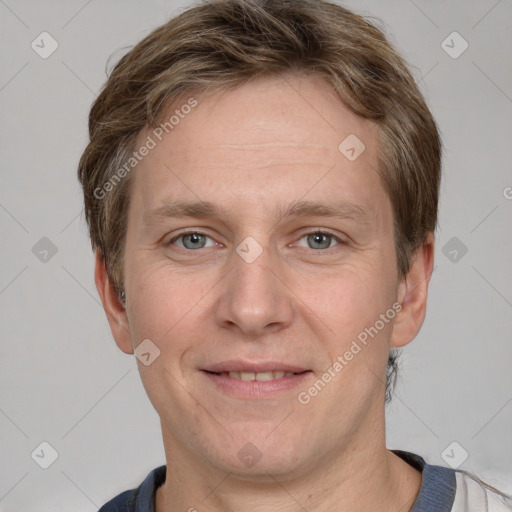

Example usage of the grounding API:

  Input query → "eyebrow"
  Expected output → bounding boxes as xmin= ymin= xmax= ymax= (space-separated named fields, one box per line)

xmin=142 ymin=199 xmax=372 ymax=226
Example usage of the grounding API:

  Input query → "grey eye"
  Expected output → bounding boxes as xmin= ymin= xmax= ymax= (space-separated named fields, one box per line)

xmin=306 ymin=233 xmax=334 ymax=249
xmin=181 ymin=233 xmax=208 ymax=249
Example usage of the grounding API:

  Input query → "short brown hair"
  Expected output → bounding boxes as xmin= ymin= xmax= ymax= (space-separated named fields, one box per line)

xmin=77 ymin=0 xmax=441 ymax=401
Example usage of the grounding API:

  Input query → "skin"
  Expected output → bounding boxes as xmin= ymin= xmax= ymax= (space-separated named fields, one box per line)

xmin=95 ymin=74 xmax=434 ymax=512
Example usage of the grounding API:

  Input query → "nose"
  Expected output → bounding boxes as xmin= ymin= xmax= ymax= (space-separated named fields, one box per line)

xmin=214 ymin=241 xmax=294 ymax=337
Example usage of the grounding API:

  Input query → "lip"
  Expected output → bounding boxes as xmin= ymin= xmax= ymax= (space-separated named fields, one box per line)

xmin=201 ymin=368 xmax=312 ymax=399
xmin=202 ymin=360 xmax=309 ymax=374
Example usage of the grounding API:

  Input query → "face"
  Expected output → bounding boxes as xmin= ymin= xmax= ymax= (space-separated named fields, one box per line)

xmin=101 ymin=74 xmax=421 ymax=479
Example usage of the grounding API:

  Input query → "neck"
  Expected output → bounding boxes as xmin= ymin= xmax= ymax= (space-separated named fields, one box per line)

xmin=155 ymin=419 xmax=421 ymax=512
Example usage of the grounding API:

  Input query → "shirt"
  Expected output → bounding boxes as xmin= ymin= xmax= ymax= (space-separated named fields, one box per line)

xmin=98 ymin=450 xmax=512 ymax=511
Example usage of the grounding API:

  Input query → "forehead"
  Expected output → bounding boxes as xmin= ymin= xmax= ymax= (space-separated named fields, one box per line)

xmin=129 ymin=74 xmax=387 ymax=223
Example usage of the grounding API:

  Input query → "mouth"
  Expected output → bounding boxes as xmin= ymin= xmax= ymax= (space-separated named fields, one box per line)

xmin=204 ymin=370 xmax=307 ymax=381
xmin=200 ymin=362 xmax=312 ymax=398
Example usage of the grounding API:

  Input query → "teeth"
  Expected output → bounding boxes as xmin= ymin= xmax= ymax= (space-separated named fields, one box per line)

xmin=255 ymin=371 xmax=278 ymax=381
xmin=222 ymin=371 xmax=295 ymax=381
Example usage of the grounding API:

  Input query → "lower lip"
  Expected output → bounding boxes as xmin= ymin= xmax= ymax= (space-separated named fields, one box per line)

xmin=201 ymin=371 xmax=312 ymax=399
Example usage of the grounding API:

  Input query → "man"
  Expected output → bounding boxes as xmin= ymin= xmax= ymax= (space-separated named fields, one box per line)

xmin=78 ymin=0 xmax=511 ymax=510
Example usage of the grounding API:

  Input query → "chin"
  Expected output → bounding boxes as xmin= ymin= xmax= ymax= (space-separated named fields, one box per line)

xmin=203 ymin=433 xmax=310 ymax=480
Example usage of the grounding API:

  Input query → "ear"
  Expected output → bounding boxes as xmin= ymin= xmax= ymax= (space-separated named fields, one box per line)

xmin=94 ymin=250 xmax=134 ymax=354
xmin=391 ymin=233 xmax=435 ymax=348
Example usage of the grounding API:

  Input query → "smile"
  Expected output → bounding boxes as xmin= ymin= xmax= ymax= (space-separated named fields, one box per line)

xmin=216 ymin=371 xmax=297 ymax=381
xmin=202 ymin=369 xmax=312 ymax=399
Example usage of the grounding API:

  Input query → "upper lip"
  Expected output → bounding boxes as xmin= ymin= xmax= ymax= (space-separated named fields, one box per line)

xmin=203 ymin=360 xmax=310 ymax=374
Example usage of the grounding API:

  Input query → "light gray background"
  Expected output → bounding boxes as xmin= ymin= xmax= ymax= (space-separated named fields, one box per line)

xmin=1 ymin=0 xmax=511 ymax=510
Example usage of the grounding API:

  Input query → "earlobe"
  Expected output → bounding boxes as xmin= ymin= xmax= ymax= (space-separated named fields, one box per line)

xmin=94 ymin=250 xmax=134 ymax=354
xmin=391 ymin=233 xmax=435 ymax=348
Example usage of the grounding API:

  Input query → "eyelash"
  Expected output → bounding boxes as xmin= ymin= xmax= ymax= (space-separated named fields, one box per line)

xmin=167 ymin=230 xmax=346 ymax=251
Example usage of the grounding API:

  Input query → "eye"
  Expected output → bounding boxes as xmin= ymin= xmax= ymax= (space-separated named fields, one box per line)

xmin=296 ymin=231 xmax=342 ymax=250
xmin=169 ymin=232 xmax=217 ymax=250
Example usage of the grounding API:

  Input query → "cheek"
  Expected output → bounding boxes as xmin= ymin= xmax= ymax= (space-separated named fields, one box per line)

xmin=304 ymin=268 xmax=396 ymax=409
xmin=301 ymin=265 xmax=397 ymax=403
xmin=302 ymin=264 xmax=395 ymax=340
xmin=124 ymin=267 xmax=210 ymax=407
xmin=125 ymin=263 xmax=210 ymax=350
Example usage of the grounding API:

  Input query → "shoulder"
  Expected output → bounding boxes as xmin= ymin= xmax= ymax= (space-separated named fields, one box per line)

xmin=393 ymin=450 xmax=456 ymax=511
xmin=98 ymin=488 xmax=138 ymax=512
xmin=452 ymin=471 xmax=512 ymax=512
xmin=392 ymin=450 xmax=512 ymax=512
xmin=98 ymin=465 xmax=167 ymax=512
